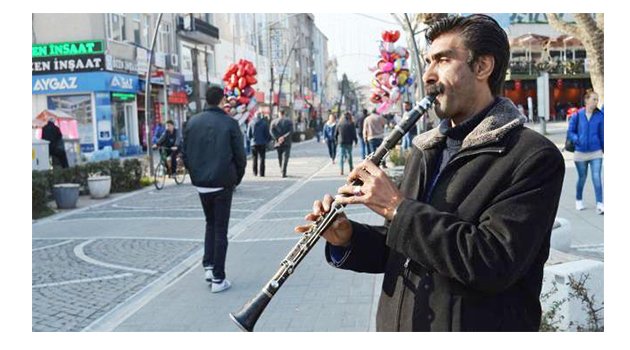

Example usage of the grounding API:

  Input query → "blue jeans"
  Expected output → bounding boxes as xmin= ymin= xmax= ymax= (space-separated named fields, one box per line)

xmin=199 ymin=188 xmax=234 ymax=282
xmin=368 ymin=138 xmax=383 ymax=154
xmin=358 ymin=136 xmax=368 ymax=159
xmin=326 ymin=139 xmax=337 ymax=161
xmin=402 ymin=133 xmax=416 ymax=152
xmin=575 ymin=158 xmax=603 ymax=203
xmin=339 ymin=144 xmax=353 ymax=173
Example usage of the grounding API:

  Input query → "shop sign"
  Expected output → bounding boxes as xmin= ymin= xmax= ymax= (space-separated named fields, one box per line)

xmin=32 ymin=54 xmax=105 ymax=75
xmin=33 ymin=76 xmax=79 ymax=92
xmin=112 ymin=92 xmax=136 ymax=102
xmin=105 ymin=55 xmax=138 ymax=74
xmin=32 ymin=40 xmax=104 ymax=58
xmin=110 ymin=75 xmax=135 ymax=90
xmin=33 ymin=72 xmax=139 ymax=94
xmin=168 ymin=91 xmax=188 ymax=104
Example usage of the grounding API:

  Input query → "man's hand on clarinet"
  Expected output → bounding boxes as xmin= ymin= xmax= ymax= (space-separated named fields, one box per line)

xmin=294 ymin=194 xmax=353 ymax=247
xmin=336 ymin=160 xmax=404 ymax=221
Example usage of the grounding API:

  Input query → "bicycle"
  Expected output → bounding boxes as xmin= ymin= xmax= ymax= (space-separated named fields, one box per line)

xmin=153 ymin=146 xmax=187 ymax=190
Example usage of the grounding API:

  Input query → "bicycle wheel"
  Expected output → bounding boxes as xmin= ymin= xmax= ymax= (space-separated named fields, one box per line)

xmin=154 ymin=162 xmax=167 ymax=190
xmin=174 ymin=157 xmax=187 ymax=184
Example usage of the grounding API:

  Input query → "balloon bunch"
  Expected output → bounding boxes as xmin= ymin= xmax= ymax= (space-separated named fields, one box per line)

xmin=369 ymin=30 xmax=414 ymax=114
xmin=223 ymin=59 xmax=259 ymax=124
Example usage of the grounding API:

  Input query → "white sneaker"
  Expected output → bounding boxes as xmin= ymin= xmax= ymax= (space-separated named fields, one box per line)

xmin=211 ymin=279 xmax=232 ymax=293
xmin=596 ymin=202 xmax=604 ymax=215
xmin=204 ymin=267 xmax=214 ymax=282
xmin=576 ymin=200 xmax=585 ymax=211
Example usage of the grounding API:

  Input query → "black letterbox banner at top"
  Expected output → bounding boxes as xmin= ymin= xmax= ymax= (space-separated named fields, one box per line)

xmin=32 ymin=54 xmax=106 ymax=75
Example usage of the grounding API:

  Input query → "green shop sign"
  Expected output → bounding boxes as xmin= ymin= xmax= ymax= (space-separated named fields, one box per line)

xmin=111 ymin=92 xmax=136 ymax=102
xmin=32 ymin=40 xmax=104 ymax=58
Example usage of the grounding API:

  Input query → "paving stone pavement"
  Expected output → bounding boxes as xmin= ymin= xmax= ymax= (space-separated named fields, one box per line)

xmin=32 ymin=127 xmax=604 ymax=332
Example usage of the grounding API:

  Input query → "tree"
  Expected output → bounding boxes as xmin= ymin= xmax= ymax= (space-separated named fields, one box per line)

xmin=391 ymin=13 xmax=448 ymax=101
xmin=547 ymin=13 xmax=604 ymax=105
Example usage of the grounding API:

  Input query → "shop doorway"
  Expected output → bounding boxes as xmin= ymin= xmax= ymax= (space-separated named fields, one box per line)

xmin=112 ymin=98 xmax=140 ymax=155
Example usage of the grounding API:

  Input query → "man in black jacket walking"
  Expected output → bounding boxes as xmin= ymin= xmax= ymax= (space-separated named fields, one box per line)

xmin=183 ymin=85 xmax=246 ymax=293
xmin=296 ymin=14 xmax=564 ymax=331
xmin=247 ymin=112 xmax=271 ymax=177
xmin=270 ymin=110 xmax=293 ymax=178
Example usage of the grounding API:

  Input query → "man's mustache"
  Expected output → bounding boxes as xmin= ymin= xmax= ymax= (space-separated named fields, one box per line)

xmin=425 ymin=83 xmax=445 ymax=96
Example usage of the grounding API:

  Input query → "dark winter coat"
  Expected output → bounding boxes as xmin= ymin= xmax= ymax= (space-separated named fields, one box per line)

xmin=41 ymin=121 xmax=64 ymax=156
xmin=270 ymin=117 xmax=294 ymax=147
xmin=182 ymin=106 xmax=246 ymax=188
xmin=567 ymin=107 xmax=604 ymax=153
xmin=247 ymin=116 xmax=272 ymax=146
xmin=335 ymin=119 xmax=357 ymax=146
xmin=325 ymin=98 xmax=565 ymax=331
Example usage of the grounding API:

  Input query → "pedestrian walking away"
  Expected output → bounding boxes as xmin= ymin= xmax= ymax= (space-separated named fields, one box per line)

xmin=323 ymin=113 xmax=338 ymax=164
xmin=363 ymin=108 xmax=386 ymax=166
xmin=41 ymin=116 xmax=69 ymax=169
xmin=356 ymin=109 xmax=369 ymax=159
xmin=567 ymin=89 xmax=604 ymax=214
xmin=182 ymin=85 xmax=246 ymax=293
xmin=270 ymin=110 xmax=294 ymax=178
xmin=296 ymin=14 xmax=565 ymax=331
xmin=247 ymin=112 xmax=271 ymax=177
xmin=335 ymin=112 xmax=357 ymax=175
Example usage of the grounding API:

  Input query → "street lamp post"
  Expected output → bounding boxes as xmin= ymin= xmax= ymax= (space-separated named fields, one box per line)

xmin=145 ymin=13 xmax=163 ymax=176
xmin=277 ymin=38 xmax=300 ymax=118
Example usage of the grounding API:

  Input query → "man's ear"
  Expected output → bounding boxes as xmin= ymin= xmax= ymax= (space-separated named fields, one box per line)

xmin=474 ymin=55 xmax=495 ymax=81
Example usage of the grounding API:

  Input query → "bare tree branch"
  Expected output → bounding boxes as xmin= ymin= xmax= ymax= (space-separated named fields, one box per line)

xmin=546 ymin=13 xmax=581 ymax=37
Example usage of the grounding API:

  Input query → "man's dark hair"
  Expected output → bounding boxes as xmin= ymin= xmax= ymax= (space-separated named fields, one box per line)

xmin=205 ymin=85 xmax=225 ymax=106
xmin=425 ymin=14 xmax=510 ymax=96
xmin=362 ymin=109 xmax=368 ymax=116
xmin=165 ymin=120 xmax=174 ymax=126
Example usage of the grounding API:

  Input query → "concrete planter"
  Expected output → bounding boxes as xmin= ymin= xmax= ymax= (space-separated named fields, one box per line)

xmin=52 ymin=183 xmax=80 ymax=209
xmin=88 ymin=175 xmax=111 ymax=199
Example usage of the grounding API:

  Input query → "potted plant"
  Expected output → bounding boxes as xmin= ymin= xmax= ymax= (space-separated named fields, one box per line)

xmin=87 ymin=171 xmax=112 ymax=199
xmin=52 ymin=183 xmax=80 ymax=209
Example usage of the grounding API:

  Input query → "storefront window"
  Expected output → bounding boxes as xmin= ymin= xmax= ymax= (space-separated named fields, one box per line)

xmin=47 ymin=94 xmax=94 ymax=151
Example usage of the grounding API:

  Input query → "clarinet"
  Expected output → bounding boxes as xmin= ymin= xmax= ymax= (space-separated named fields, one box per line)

xmin=229 ymin=87 xmax=441 ymax=332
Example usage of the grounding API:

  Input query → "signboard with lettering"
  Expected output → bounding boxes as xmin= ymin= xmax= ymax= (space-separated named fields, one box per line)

xmin=32 ymin=54 xmax=106 ymax=75
xmin=33 ymin=40 xmax=104 ymax=58
xmin=105 ymin=55 xmax=139 ymax=74
xmin=32 ymin=72 xmax=139 ymax=94
xmin=509 ymin=13 xmax=572 ymax=24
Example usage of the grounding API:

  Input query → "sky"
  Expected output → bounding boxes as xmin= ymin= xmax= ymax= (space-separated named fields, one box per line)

xmin=314 ymin=13 xmax=409 ymax=86
xmin=314 ymin=13 xmax=512 ymax=87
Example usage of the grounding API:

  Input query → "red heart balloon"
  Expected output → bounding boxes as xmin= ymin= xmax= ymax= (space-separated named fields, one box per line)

xmin=238 ymin=77 xmax=247 ymax=90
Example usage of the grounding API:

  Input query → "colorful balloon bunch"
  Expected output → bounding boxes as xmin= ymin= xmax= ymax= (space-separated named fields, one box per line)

xmin=369 ymin=30 xmax=414 ymax=114
xmin=223 ymin=59 xmax=259 ymax=124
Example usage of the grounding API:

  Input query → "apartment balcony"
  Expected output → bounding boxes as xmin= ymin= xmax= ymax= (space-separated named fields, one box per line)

xmin=176 ymin=15 xmax=220 ymax=45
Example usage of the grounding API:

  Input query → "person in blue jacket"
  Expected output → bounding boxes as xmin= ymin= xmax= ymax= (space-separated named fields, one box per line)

xmin=323 ymin=113 xmax=337 ymax=164
xmin=567 ymin=89 xmax=604 ymax=214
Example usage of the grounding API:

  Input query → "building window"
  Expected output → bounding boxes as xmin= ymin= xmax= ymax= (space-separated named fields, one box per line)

xmin=108 ymin=13 xmax=126 ymax=42
xmin=132 ymin=14 xmax=142 ymax=45
xmin=157 ymin=21 xmax=171 ymax=53
xmin=205 ymin=13 xmax=214 ymax=25
xmin=206 ymin=49 xmax=216 ymax=77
